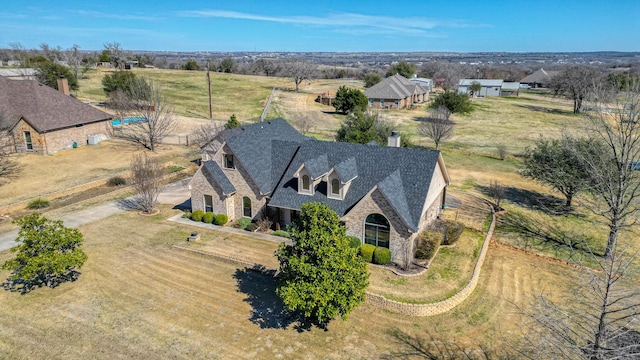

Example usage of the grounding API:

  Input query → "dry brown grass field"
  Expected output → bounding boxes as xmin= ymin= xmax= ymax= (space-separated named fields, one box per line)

xmin=0 ymin=206 xmax=582 ymax=359
xmin=0 ymin=139 xmax=195 ymax=208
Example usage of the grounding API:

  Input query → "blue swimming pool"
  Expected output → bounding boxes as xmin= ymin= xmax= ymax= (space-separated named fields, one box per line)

xmin=112 ymin=117 xmax=146 ymax=126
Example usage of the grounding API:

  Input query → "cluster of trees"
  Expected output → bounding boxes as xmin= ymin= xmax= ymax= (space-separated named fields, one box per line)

xmin=335 ymin=111 xmax=405 ymax=146
xmin=332 ymin=86 xmax=368 ymax=114
xmin=386 ymin=61 xmax=416 ymax=79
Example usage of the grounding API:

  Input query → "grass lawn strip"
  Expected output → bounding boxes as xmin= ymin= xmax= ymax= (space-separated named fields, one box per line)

xmin=0 ymin=205 xmax=605 ymax=358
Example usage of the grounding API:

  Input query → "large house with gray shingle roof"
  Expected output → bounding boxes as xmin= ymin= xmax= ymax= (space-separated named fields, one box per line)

xmin=0 ymin=76 xmax=112 ymax=154
xmin=520 ymin=68 xmax=559 ymax=88
xmin=364 ymin=74 xmax=429 ymax=110
xmin=190 ymin=119 xmax=450 ymax=264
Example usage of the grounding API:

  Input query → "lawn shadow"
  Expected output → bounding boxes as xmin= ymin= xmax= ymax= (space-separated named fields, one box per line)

xmin=516 ymin=104 xmax=574 ymax=116
xmin=116 ymin=197 xmax=144 ymax=211
xmin=476 ymin=184 xmax=571 ymax=215
xmin=3 ymin=270 xmax=81 ymax=295
xmin=173 ymin=198 xmax=191 ymax=211
xmin=233 ymin=265 xmax=297 ymax=330
xmin=322 ymin=110 xmax=339 ymax=115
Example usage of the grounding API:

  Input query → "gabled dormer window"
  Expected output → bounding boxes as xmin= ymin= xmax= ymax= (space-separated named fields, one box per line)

xmin=223 ymin=154 xmax=235 ymax=169
xmin=301 ymin=174 xmax=311 ymax=193
xmin=331 ymin=179 xmax=340 ymax=196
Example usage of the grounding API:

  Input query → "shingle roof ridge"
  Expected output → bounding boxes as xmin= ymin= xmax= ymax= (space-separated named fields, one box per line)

xmin=377 ymin=169 xmax=416 ymax=231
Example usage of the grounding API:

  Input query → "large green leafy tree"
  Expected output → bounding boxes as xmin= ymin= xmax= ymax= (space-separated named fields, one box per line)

xmin=276 ymin=203 xmax=369 ymax=326
xmin=336 ymin=111 xmax=409 ymax=146
xmin=102 ymin=70 xmax=137 ymax=96
xmin=364 ymin=71 xmax=382 ymax=88
xmin=385 ymin=61 xmax=416 ymax=78
xmin=35 ymin=62 xmax=79 ymax=91
xmin=336 ymin=111 xmax=376 ymax=144
xmin=521 ymin=135 xmax=600 ymax=207
xmin=332 ymin=86 xmax=368 ymax=114
xmin=429 ymin=90 xmax=473 ymax=115
xmin=2 ymin=213 xmax=87 ymax=293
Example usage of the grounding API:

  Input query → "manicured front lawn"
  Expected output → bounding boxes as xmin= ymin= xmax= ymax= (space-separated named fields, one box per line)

xmin=367 ymin=229 xmax=484 ymax=303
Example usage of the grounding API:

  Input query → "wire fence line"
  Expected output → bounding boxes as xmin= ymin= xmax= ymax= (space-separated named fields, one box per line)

xmin=260 ymin=87 xmax=276 ymax=122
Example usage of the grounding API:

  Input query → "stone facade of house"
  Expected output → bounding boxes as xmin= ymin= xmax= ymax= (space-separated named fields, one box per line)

xmin=11 ymin=119 xmax=111 ymax=154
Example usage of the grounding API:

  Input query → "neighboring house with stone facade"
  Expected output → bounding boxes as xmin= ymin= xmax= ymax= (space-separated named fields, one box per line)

xmin=190 ymin=119 xmax=450 ymax=264
xmin=364 ymin=74 xmax=429 ymax=110
xmin=0 ymin=76 xmax=112 ymax=154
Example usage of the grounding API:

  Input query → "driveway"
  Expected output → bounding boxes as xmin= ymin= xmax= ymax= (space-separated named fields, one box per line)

xmin=0 ymin=178 xmax=192 ymax=252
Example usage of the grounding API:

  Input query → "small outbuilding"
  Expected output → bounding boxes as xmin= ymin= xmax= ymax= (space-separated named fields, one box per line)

xmin=0 ymin=76 xmax=113 ymax=154
xmin=457 ymin=79 xmax=504 ymax=97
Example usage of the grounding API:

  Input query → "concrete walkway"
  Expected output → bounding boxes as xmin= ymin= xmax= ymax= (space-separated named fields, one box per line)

xmin=0 ymin=178 xmax=192 ymax=252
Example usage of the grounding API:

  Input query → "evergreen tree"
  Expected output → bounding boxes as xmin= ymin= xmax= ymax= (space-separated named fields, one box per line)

xmin=276 ymin=203 xmax=369 ymax=326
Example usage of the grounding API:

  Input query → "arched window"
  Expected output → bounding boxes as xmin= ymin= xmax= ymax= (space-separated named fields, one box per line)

xmin=301 ymin=175 xmax=310 ymax=191
xmin=364 ymin=213 xmax=390 ymax=248
xmin=331 ymin=179 xmax=340 ymax=195
xmin=243 ymin=196 xmax=252 ymax=217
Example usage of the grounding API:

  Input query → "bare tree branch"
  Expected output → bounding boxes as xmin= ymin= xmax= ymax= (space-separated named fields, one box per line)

xmin=129 ymin=153 xmax=164 ymax=213
xmin=112 ymin=78 xmax=177 ymax=151
xmin=281 ymin=59 xmax=316 ymax=92
xmin=0 ymin=110 xmax=19 ymax=183
xmin=577 ymin=80 xmax=640 ymax=257
xmin=418 ymin=106 xmax=454 ymax=150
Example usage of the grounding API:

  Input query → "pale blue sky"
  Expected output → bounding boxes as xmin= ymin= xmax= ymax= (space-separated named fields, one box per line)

xmin=1 ymin=1 xmax=638 ymax=52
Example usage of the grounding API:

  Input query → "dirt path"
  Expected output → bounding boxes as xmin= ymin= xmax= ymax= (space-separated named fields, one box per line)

xmin=269 ymin=80 xmax=365 ymax=138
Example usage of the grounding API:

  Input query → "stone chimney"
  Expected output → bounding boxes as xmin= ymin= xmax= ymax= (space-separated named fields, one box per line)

xmin=387 ymin=130 xmax=401 ymax=147
xmin=57 ymin=77 xmax=70 ymax=96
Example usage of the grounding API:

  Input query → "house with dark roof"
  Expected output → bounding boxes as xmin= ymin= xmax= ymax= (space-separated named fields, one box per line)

xmin=520 ymin=68 xmax=559 ymax=88
xmin=364 ymin=74 xmax=429 ymax=109
xmin=190 ymin=119 xmax=450 ymax=264
xmin=0 ymin=76 xmax=113 ymax=154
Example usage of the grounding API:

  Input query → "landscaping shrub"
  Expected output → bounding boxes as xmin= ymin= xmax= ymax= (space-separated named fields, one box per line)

xmin=359 ymin=244 xmax=376 ymax=263
xmin=373 ymin=247 xmax=391 ymax=265
xmin=441 ymin=220 xmax=465 ymax=245
xmin=214 ymin=214 xmax=228 ymax=226
xmin=106 ymin=176 xmax=126 ymax=186
xmin=234 ymin=218 xmax=251 ymax=230
xmin=181 ymin=211 xmax=192 ymax=219
xmin=245 ymin=223 xmax=258 ymax=232
xmin=415 ymin=231 xmax=442 ymax=260
xmin=191 ymin=210 xmax=205 ymax=222
xmin=202 ymin=212 xmax=215 ymax=224
xmin=272 ymin=230 xmax=291 ymax=238
xmin=347 ymin=236 xmax=362 ymax=249
xmin=27 ymin=198 xmax=50 ymax=209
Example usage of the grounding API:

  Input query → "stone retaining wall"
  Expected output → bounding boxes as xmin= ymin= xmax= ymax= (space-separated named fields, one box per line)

xmin=365 ymin=202 xmax=495 ymax=316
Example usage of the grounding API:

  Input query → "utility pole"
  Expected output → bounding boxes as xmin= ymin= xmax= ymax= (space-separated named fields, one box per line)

xmin=207 ymin=61 xmax=213 ymax=120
